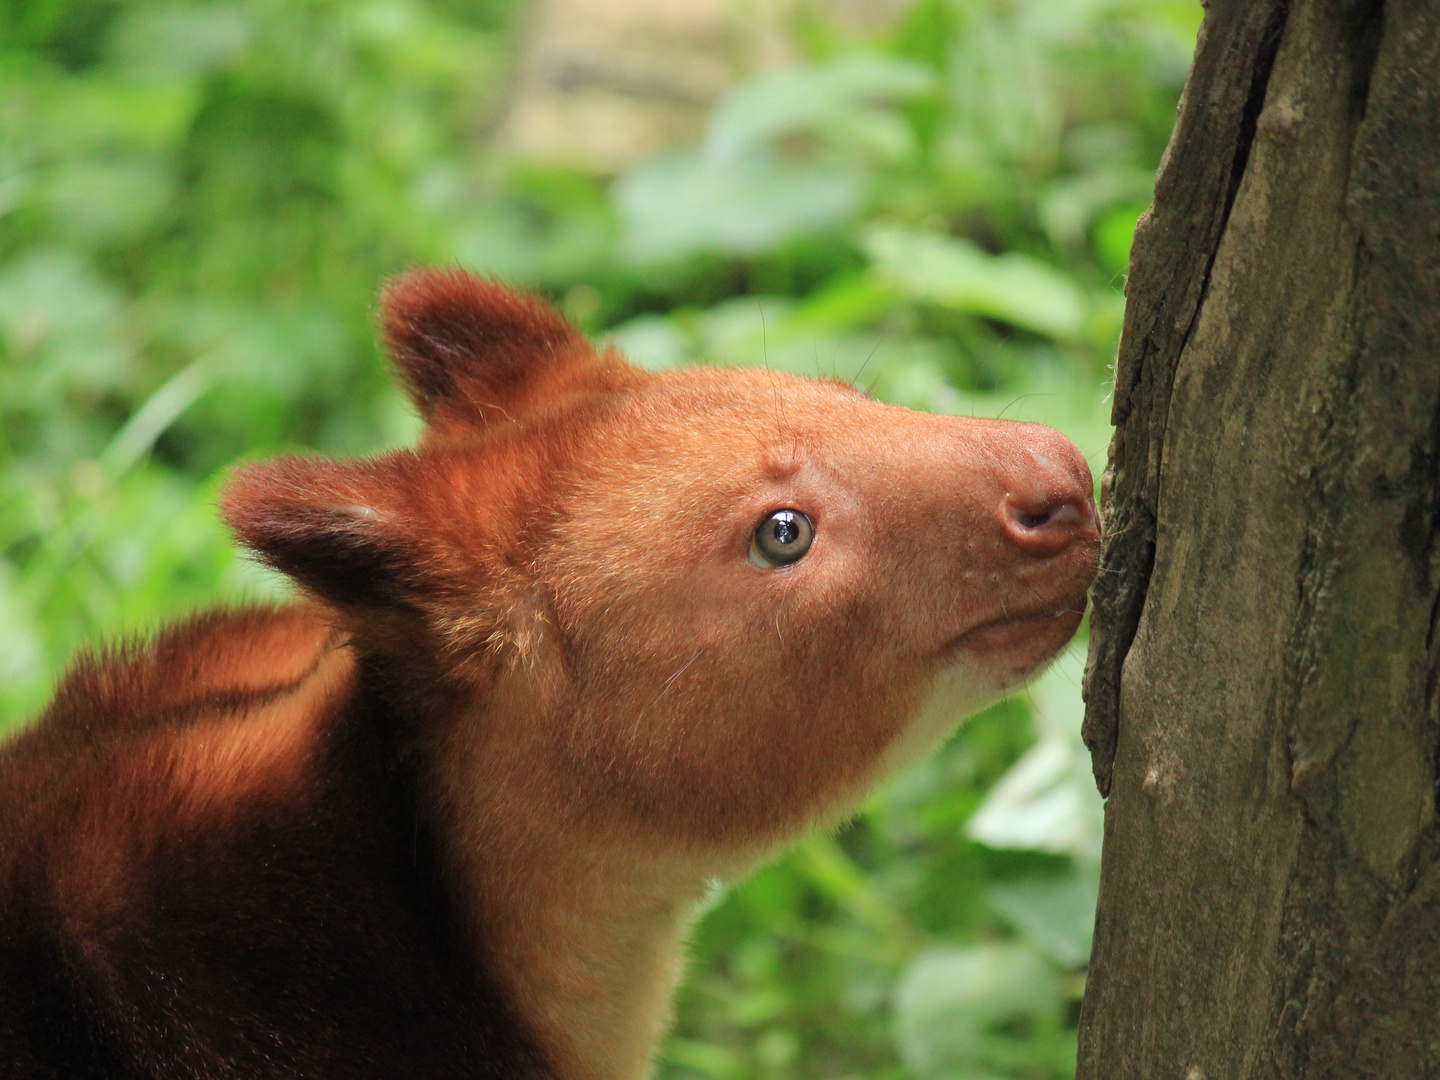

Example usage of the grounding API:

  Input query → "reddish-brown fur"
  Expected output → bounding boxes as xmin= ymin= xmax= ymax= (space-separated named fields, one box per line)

xmin=0 ymin=269 xmax=1099 ymax=1080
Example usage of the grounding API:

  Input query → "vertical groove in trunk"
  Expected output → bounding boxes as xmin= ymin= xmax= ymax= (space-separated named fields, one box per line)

xmin=1081 ymin=0 xmax=1290 ymax=798
xmin=1078 ymin=1 xmax=1440 ymax=1077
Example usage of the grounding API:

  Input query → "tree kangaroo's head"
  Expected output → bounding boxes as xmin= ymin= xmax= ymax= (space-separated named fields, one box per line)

xmin=223 ymin=268 xmax=1099 ymax=865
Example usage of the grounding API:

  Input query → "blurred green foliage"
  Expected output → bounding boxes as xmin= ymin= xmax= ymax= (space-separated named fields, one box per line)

xmin=0 ymin=0 xmax=1197 ymax=1077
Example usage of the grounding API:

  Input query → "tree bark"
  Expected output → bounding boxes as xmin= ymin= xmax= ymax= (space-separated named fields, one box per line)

xmin=1078 ymin=1 xmax=1440 ymax=1076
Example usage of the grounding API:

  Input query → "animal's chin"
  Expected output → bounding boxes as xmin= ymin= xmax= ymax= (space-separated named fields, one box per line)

xmin=943 ymin=600 xmax=1086 ymax=680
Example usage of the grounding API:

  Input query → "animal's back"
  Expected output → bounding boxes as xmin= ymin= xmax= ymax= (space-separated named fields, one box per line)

xmin=0 ymin=605 xmax=542 ymax=1079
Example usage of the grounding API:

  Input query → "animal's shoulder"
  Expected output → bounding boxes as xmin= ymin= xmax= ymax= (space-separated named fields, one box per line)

xmin=31 ymin=604 xmax=338 ymax=742
xmin=0 ymin=605 xmax=345 ymax=862
xmin=0 ymin=606 xmax=547 ymax=1078
xmin=0 ymin=605 xmax=348 ymax=910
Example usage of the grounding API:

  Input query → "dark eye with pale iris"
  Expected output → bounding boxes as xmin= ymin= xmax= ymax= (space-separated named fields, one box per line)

xmin=750 ymin=509 xmax=815 ymax=568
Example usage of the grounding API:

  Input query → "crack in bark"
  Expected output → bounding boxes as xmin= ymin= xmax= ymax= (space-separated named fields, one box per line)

xmin=1083 ymin=0 xmax=1291 ymax=796
xmin=1227 ymin=5 xmax=1292 ymax=219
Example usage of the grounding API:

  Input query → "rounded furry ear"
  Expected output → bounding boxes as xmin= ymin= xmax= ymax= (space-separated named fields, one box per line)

xmin=221 ymin=455 xmax=425 ymax=609
xmin=380 ymin=269 xmax=600 ymax=431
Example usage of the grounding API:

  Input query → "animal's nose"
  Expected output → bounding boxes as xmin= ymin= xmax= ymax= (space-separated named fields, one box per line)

xmin=1000 ymin=432 xmax=1099 ymax=559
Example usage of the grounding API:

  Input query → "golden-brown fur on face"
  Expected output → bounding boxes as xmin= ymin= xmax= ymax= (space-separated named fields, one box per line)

xmin=537 ymin=368 xmax=1097 ymax=854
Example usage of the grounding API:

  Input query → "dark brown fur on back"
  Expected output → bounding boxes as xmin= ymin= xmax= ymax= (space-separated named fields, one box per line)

xmin=0 ymin=608 xmax=545 ymax=1079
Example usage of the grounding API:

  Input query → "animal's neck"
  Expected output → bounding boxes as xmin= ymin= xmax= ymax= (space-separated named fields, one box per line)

xmin=428 ymin=690 xmax=717 ymax=1080
xmin=470 ymin=831 xmax=706 ymax=1080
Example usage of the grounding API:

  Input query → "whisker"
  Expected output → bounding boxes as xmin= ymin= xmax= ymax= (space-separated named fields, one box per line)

xmin=851 ymin=329 xmax=889 ymax=390
xmin=756 ymin=299 xmax=795 ymax=444
xmin=996 ymin=392 xmax=1054 ymax=420
xmin=631 ymin=646 xmax=704 ymax=740
xmin=758 ymin=299 xmax=769 ymax=371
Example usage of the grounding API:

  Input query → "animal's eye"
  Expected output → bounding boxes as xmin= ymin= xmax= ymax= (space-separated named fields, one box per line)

xmin=750 ymin=510 xmax=815 ymax=568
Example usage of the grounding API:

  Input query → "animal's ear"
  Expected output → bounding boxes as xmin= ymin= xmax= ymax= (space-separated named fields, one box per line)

xmin=380 ymin=268 xmax=616 ymax=432
xmin=221 ymin=454 xmax=428 ymax=610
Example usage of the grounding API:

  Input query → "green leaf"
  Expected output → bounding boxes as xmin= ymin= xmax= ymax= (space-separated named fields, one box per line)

xmin=617 ymin=153 xmax=860 ymax=261
xmin=985 ymin=864 xmax=1099 ymax=969
xmin=663 ymin=1038 xmax=743 ymax=1080
xmin=1092 ymin=202 xmax=1148 ymax=276
xmin=706 ymin=53 xmax=936 ymax=161
xmin=893 ymin=943 xmax=1064 ymax=1080
xmin=606 ymin=315 xmax=693 ymax=371
xmin=107 ymin=3 xmax=251 ymax=82
xmin=861 ymin=225 xmax=1086 ymax=339
xmin=44 ymin=158 xmax=174 ymax=242
xmin=966 ymin=647 xmax=1104 ymax=861
xmin=1038 ymin=169 xmax=1153 ymax=249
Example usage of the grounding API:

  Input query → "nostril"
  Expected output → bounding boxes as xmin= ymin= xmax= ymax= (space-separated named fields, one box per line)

xmin=1007 ymin=497 xmax=1082 ymax=530
xmin=991 ymin=427 xmax=1099 ymax=557
xmin=1002 ymin=493 xmax=1096 ymax=557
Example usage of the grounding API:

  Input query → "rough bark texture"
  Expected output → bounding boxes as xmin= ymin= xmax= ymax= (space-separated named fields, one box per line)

xmin=1078 ymin=1 xmax=1440 ymax=1076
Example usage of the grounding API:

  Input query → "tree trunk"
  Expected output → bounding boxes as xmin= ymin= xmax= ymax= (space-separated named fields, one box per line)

xmin=1077 ymin=1 xmax=1440 ymax=1076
